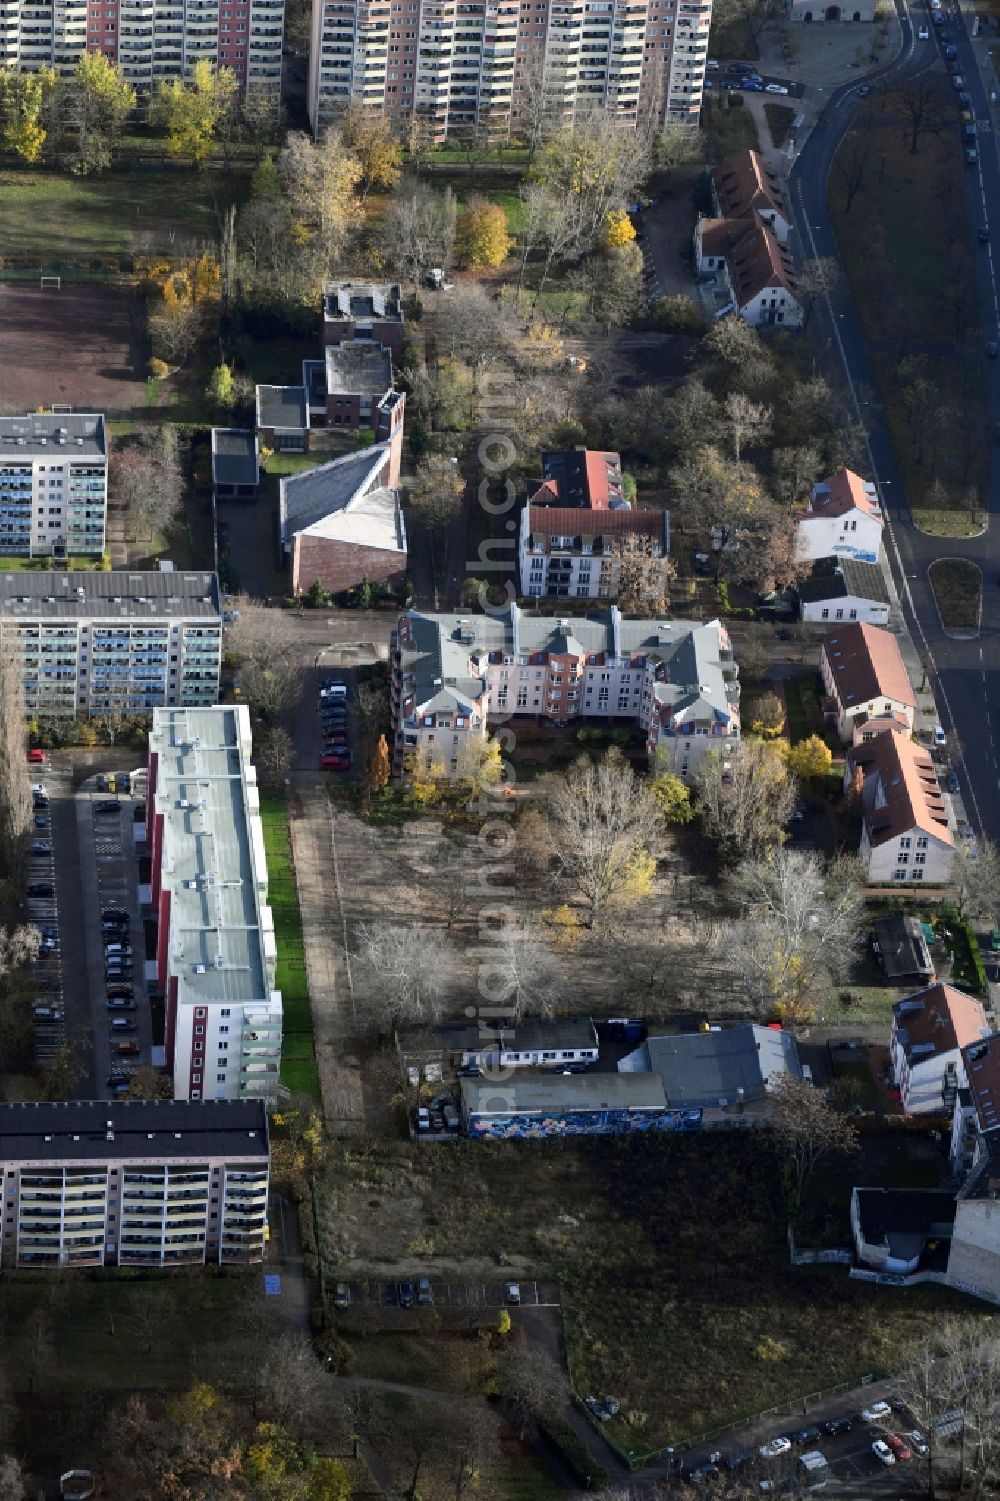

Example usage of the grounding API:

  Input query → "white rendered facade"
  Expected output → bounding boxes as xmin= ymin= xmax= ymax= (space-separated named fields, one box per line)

xmin=0 ymin=413 xmax=106 ymax=558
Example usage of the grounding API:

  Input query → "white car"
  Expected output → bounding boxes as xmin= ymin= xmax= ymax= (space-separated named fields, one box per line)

xmin=872 ymin=1440 xmax=896 ymax=1466
xmin=933 ymin=724 xmax=947 ymax=746
xmin=759 ymin=1437 xmax=792 ymax=1459
xmin=907 ymin=1431 xmax=929 ymax=1456
xmin=918 ymin=23 xmax=929 ymax=36
xmin=862 ymin=1402 xmax=892 ymax=1423
xmin=766 ymin=82 xmax=790 ymax=94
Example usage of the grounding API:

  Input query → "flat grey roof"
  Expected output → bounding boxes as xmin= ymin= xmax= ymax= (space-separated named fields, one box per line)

xmin=0 ymin=570 xmax=220 ymax=620
xmin=462 ymin=1073 xmax=666 ymax=1115
xmin=150 ymin=707 xmax=277 ymax=1012
xmin=256 ymin=385 xmax=307 ymax=431
xmin=635 ymin=1024 xmax=801 ymax=1108
xmin=323 ymin=281 xmax=403 ymax=322
xmin=325 ymin=342 xmax=393 ymax=397
xmin=449 ymin=1018 xmax=598 ymax=1054
xmin=212 ymin=428 xmax=259 ymax=488
xmin=0 ymin=412 xmax=105 ymax=459
xmin=0 ymin=1098 xmax=268 ymax=1162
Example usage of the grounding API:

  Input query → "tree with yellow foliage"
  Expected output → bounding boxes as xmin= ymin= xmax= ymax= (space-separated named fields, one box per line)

xmin=370 ymin=733 xmax=391 ymax=792
xmin=546 ymin=749 xmax=660 ymax=928
xmin=650 ymin=771 xmax=694 ymax=825
xmin=342 ymin=105 xmax=402 ymax=197
xmin=57 ymin=52 xmax=136 ymax=175
xmin=0 ymin=68 xmax=56 ymax=163
xmin=750 ymin=691 xmax=786 ymax=739
xmin=529 ymin=116 xmax=651 ymax=246
xmin=602 ymin=208 xmax=636 ymax=248
xmin=456 ymin=195 xmax=512 ymax=269
xmin=153 ymin=59 xmax=237 ymax=164
xmin=278 ymin=128 xmax=362 ymax=263
xmin=787 ymin=733 xmax=834 ymax=782
xmin=406 ymin=745 xmax=446 ymax=807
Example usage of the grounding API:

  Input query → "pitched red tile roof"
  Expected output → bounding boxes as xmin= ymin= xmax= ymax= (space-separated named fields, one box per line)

xmin=528 ymin=506 xmax=668 ymax=543
xmin=963 ymin=1033 xmax=1000 ymax=1133
xmin=849 ymin=730 xmax=953 ymax=848
xmin=823 ymin=622 xmax=916 ymax=710
xmin=714 ymin=149 xmax=787 ymax=223
xmin=811 ymin=469 xmax=882 ymax=521
xmin=728 ymin=216 xmax=798 ymax=308
xmin=894 ymin=983 xmax=987 ymax=1059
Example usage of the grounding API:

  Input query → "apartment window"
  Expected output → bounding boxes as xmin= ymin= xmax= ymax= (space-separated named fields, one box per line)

xmin=219 ymin=1025 xmax=229 ymax=1035
xmin=217 ymin=1073 xmax=227 ymax=1083
xmin=913 ymin=869 xmax=924 ymax=880
xmin=218 ymin=1041 xmax=228 ymax=1051
xmin=192 ymin=1073 xmax=202 ymax=1084
xmin=221 ymin=1008 xmax=230 ymax=1017
xmin=195 ymin=1025 xmax=204 ymax=1035
xmin=899 ymin=837 xmax=911 ymax=849
xmin=897 ymin=852 xmax=909 ymax=865
xmin=892 ymin=870 xmax=906 ymax=881
xmin=916 ymin=836 xmax=928 ymax=849
xmin=915 ymin=852 xmax=926 ymax=865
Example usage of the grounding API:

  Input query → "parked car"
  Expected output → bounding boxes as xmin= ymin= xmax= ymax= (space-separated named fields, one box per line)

xmin=398 ymin=1281 xmax=415 ymax=1308
xmin=106 ymin=985 xmax=134 ymax=1000
xmin=333 ymin=1282 xmax=351 ymax=1309
xmin=759 ymin=1438 xmax=792 ymax=1459
xmin=861 ymin=1402 xmax=892 ymax=1423
xmin=792 ymin=1427 xmax=820 ymax=1446
xmin=872 ymin=1440 xmax=895 ymax=1466
xmin=106 ymin=1074 xmax=129 ymax=1091
xmin=30 ymin=842 xmax=52 ymax=856
xmin=102 ymin=909 xmax=129 ymax=923
xmin=504 ymin=1282 xmax=521 ymax=1304
xmin=94 ymin=800 xmax=121 ymax=814
xmin=933 ymin=724 xmax=947 ymax=746
xmin=887 ymin=1435 xmax=911 ymax=1462
xmin=953 ymin=73 xmax=965 ymax=88
xmin=106 ymin=998 xmax=137 ymax=1011
xmin=456 ymin=1064 xmax=482 ymax=1078
xmin=114 ymin=1040 xmax=140 ymax=1056
xmin=320 ymin=752 xmax=350 ymax=771
xmin=417 ymin=1276 xmax=433 ymax=1305
xmin=823 ymin=1417 xmax=852 ymax=1437
xmin=27 ymin=883 xmax=54 ymax=898
xmin=33 ymin=1006 xmax=62 ymax=1021
xmin=34 ymin=816 xmax=49 ymax=829
xmin=416 ymin=1107 xmax=431 ymax=1131
xmin=765 ymin=81 xmax=789 ymax=94
xmin=27 ymin=749 xmax=45 ymax=765
xmin=906 ymin=1431 xmax=929 ymax=1457
xmin=32 ymin=794 xmax=49 ymax=809
xmin=947 ymin=770 xmax=960 ymax=793
xmin=918 ymin=23 xmax=928 ymax=36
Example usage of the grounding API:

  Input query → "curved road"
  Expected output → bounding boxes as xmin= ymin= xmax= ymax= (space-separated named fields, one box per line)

xmin=791 ymin=0 xmax=1000 ymax=842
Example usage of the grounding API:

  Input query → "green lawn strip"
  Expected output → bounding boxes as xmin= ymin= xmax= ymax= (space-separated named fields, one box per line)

xmin=701 ymin=96 xmax=760 ymax=157
xmin=782 ymin=673 xmax=825 ymax=744
xmin=0 ymin=169 xmax=245 ymax=262
xmin=829 ymin=93 xmax=988 ymax=514
xmin=0 ymin=556 xmax=100 ymax=571
xmin=0 ymin=1270 xmax=262 ymax=1394
xmin=910 ymin=508 xmax=985 ymax=537
xmin=258 ymin=792 xmax=318 ymax=1101
xmin=928 ymin=557 xmax=982 ymax=630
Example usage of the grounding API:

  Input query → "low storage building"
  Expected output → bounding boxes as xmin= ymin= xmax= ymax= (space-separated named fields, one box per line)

xmin=451 ymin=1018 xmax=598 ymax=1071
xmin=460 ymin=1074 xmax=699 ymax=1139
xmin=798 ymin=556 xmax=890 ymax=626
xmin=619 ymin=1023 xmax=802 ymax=1123
xmin=851 ymin=1187 xmax=956 ymax=1275
xmin=211 ymin=428 xmax=259 ymax=502
xmin=872 ymin=914 xmax=935 ymax=985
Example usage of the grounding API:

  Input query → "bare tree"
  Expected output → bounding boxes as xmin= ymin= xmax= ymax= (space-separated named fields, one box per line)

xmin=257 ymin=726 xmax=294 ymax=785
xmin=384 ymin=178 xmax=458 ymax=288
xmin=770 ymin=1074 xmax=858 ymax=1210
xmin=493 ymin=1338 xmax=566 ymax=1439
xmin=614 ymin=532 xmax=674 ymax=615
xmin=544 ymin=749 xmax=660 ymax=928
xmin=950 ymin=836 xmax=1000 ymax=922
xmin=727 ymin=849 xmax=865 ymax=1019
xmin=479 ymin=916 xmax=563 ymax=1019
xmin=722 ymin=392 xmax=772 ymax=464
xmin=834 ymin=124 xmax=873 ymax=216
xmin=226 ymin=596 xmax=301 ymax=722
xmin=125 ymin=1064 xmax=172 ymax=1100
xmin=356 ymin=923 xmax=453 ymax=1030
xmin=111 ymin=426 xmax=184 ymax=544
xmin=896 ymin=75 xmax=948 ymax=154
xmin=257 ymin=1332 xmax=332 ymax=1440
xmin=694 ymin=740 xmax=798 ymax=857
xmin=0 ymin=636 xmax=32 ymax=881
xmin=0 ymin=925 xmax=41 ymax=975
xmin=408 ymin=453 xmax=465 ymax=533
xmin=797 ymin=256 xmax=842 ymax=331
xmin=277 ymin=128 xmax=361 ymax=262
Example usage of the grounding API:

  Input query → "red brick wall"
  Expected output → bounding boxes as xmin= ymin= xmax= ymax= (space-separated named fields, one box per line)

xmin=291 ymin=536 xmax=405 ymax=596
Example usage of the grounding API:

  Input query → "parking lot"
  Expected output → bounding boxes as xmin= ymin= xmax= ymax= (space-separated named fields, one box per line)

xmin=332 ymin=1278 xmax=560 ymax=1310
xmin=24 ymin=756 xmax=154 ymax=1099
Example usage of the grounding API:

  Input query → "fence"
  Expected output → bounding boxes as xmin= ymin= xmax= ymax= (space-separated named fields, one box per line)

xmin=787 ymin=1224 xmax=854 ymax=1266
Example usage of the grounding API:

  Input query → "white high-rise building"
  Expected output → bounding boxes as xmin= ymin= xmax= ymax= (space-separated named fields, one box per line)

xmin=147 ymin=705 xmax=283 ymax=1104
xmin=0 ymin=413 xmax=106 ymax=559
xmin=307 ymin=0 xmax=711 ymax=138
xmin=0 ymin=0 xmax=282 ymax=89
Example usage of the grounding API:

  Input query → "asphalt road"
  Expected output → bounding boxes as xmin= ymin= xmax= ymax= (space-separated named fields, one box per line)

xmin=791 ymin=0 xmax=1000 ymax=843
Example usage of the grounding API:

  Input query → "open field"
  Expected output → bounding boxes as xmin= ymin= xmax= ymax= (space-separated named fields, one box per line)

xmin=929 ymin=557 xmax=982 ymax=630
xmin=318 ymin=1132 xmax=986 ymax=1457
xmin=0 ymin=168 xmax=241 ymax=262
xmin=0 ymin=283 xmax=145 ymax=414
xmin=829 ymin=86 xmax=989 ymax=520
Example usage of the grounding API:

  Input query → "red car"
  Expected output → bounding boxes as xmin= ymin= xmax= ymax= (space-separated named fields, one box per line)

xmin=26 ymin=749 xmax=45 ymax=765
xmin=320 ymin=752 xmax=350 ymax=771
xmin=887 ymin=1435 xmax=911 ymax=1463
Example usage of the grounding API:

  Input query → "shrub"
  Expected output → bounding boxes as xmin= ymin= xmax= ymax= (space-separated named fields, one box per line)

xmin=147 ymin=357 xmax=169 ymax=379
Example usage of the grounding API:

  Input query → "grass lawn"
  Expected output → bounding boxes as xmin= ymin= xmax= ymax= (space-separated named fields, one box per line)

xmin=702 ymin=96 xmax=760 ymax=159
xmin=799 ymin=1127 xmax=945 ymax=1246
xmin=782 ymin=672 xmax=826 ymax=744
xmin=764 ymin=103 xmax=796 ymax=149
xmin=258 ymin=792 xmax=319 ymax=1102
xmin=0 ymin=555 xmax=100 ymax=571
xmin=708 ymin=12 xmax=758 ymax=59
xmin=0 ymin=169 xmax=245 ymax=262
xmin=829 ymin=87 xmax=988 ymax=517
xmin=421 ymin=172 xmax=527 ymax=235
xmin=929 ymin=557 xmax=982 ymax=630
xmin=911 ymin=507 xmax=986 ymax=537
xmin=317 ymin=1133 xmax=988 ymax=1457
xmin=0 ymin=1269 xmax=267 ymax=1395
